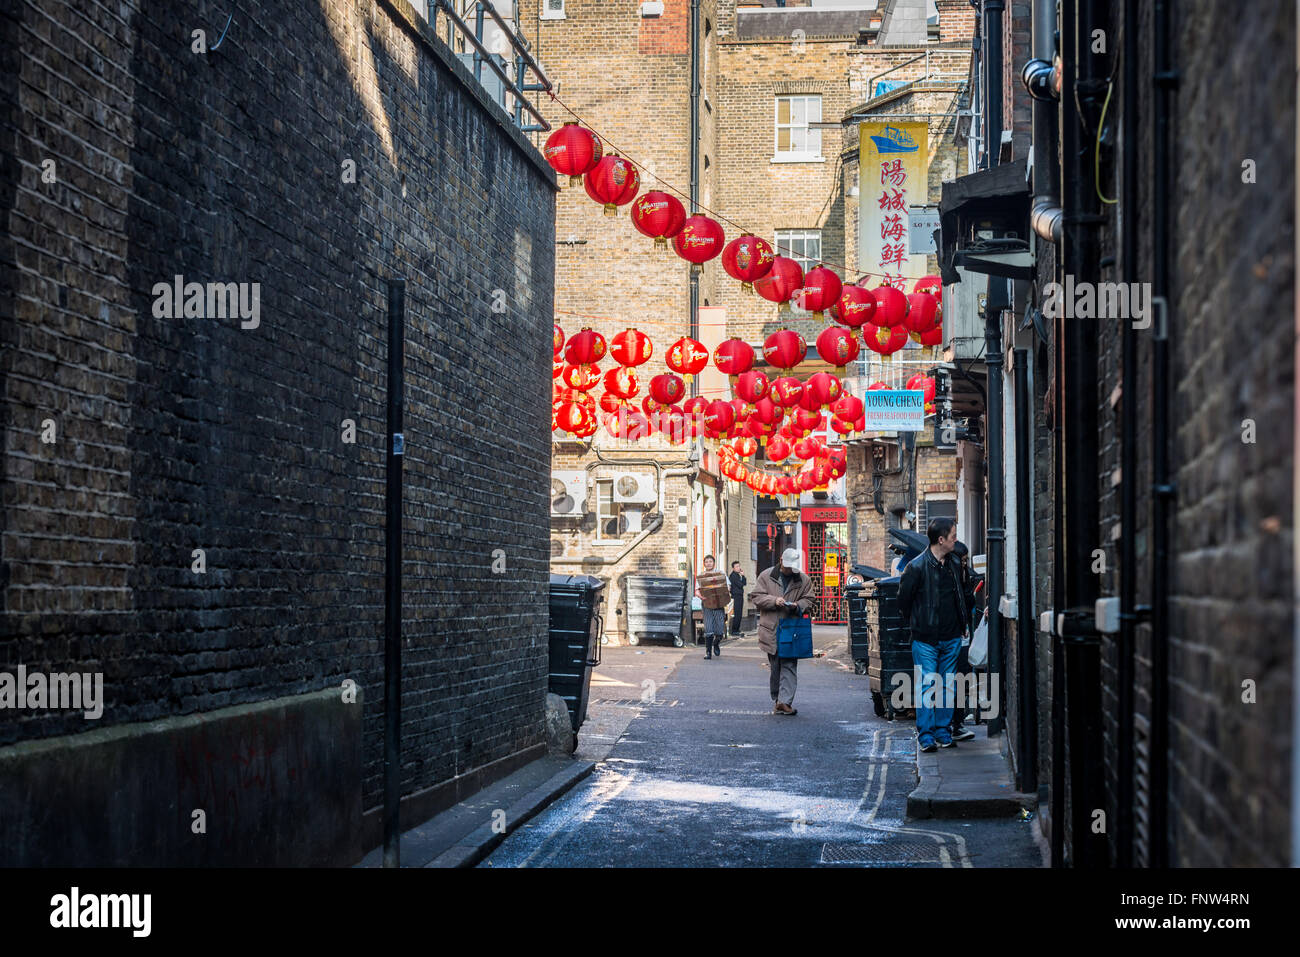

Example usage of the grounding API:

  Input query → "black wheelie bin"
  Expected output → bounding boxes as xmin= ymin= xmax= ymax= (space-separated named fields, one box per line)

xmin=548 ymin=573 xmax=606 ymax=732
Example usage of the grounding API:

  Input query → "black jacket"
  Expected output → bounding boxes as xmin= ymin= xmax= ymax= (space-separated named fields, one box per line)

xmin=896 ymin=547 xmax=976 ymax=643
xmin=728 ymin=571 xmax=747 ymax=597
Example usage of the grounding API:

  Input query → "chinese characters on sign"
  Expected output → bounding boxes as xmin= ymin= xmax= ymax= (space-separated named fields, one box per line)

xmin=858 ymin=121 xmax=929 ymax=288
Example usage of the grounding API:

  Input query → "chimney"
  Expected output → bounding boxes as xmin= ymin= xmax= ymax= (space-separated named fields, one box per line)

xmin=935 ymin=0 xmax=977 ymax=43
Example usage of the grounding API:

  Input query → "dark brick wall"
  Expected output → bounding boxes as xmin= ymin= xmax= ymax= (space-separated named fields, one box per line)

xmin=1 ymin=0 xmax=556 ymax=832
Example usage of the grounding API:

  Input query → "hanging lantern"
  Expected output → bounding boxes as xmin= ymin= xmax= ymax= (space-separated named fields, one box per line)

xmin=871 ymin=283 xmax=910 ymax=329
xmin=704 ymin=399 xmax=736 ymax=436
xmin=831 ymin=393 xmax=864 ymax=422
xmin=562 ymin=363 xmax=602 ymax=392
xmin=667 ymin=336 xmax=710 ymax=378
xmin=795 ymin=264 xmax=843 ymax=320
xmin=762 ymin=329 xmax=807 ymax=371
xmin=809 ymin=458 xmax=834 ymax=487
xmin=649 ymin=373 xmax=685 ymax=406
xmin=543 ymin=122 xmax=603 ymax=186
xmin=765 ymin=435 xmax=793 ymax=464
xmin=919 ymin=323 xmax=943 ymax=357
xmin=793 ymin=436 xmax=823 ymax=461
xmin=683 ymin=395 xmax=709 ymax=417
xmin=751 ymin=395 xmax=783 ymax=427
xmin=815 ymin=326 xmax=860 ymax=375
xmin=833 ymin=283 xmax=878 ymax=329
xmin=602 ymin=366 xmax=639 ymax=400
xmin=797 ymin=468 xmax=817 ymax=492
xmin=913 ymin=274 xmax=943 ymax=298
xmin=730 ymin=436 xmax=758 ymax=458
xmin=867 ymin=381 xmax=892 ymax=391
xmin=631 ymin=191 xmax=687 ymax=247
xmin=642 ymin=395 xmax=666 ymax=418
xmin=744 ymin=417 xmax=779 ymax=443
xmin=599 ymin=390 xmax=628 ymax=414
xmin=611 ymin=328 xmax=653 ymax=367
xmin=800 ymin=372 xmax=843 ymax=411
xmin=672 ymin=215 xmax=725 ymax=273
xmin=564 ymin=327 xmax=608 ymax=365
xmin=754 ymin=256 xmax=804 ymax=312
xmin=658 ymin=406 xmax=688 ymax=445
xmin=572 ymin=414 xmax=599 ymax=438
xmin=714 ymin=338 xmax=755 ymax=387
xmin=555 ymin=402 xmax=592 ymax=435
xmin=735 ymin=369 xmax=770 ymax=406
xmin=721 ymin=234 xmax=775 ymax=292
xmin=827 ymin=448 xmax=848 ymax=479
xmin=778 ymin=474 xmax=798 ymax=497
xmin=853 ymin=412 xmax=867 ymax=432
xmin=553 ymin=324 xmax=565 ymax=358
xmin=862 ymin=322 xmax=909 ymax=362
xmin=905 ymin=374 xmax=936 ymax=407
xmin=794 ymin=408 xmax=825 ymax=434
xmin=830 ymin=416 xmax=855 ymax=436
xmin=905 ymin=292 xmax=939 ymax=334
xmin=584 ymin=155 xmax=640 ymax=215
xmin=553 ymin=360 xmax=564 ymax=380
xmin=769 ymin=375 xmax=804 ymax=409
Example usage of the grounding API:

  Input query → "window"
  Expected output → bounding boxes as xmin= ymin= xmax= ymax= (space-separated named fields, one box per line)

xmin=595 ymin=480 xmax=627 ymax=541
xmin=774 ymin=95 xmax=823 ymax=161
xmin=775 ymin=228 xmax=821 ymax=316
xmin=541 ymin=0 xmax=565 ymax=20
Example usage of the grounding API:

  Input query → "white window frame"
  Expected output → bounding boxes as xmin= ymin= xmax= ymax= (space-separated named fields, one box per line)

xmin=775 ymin=228 xmax=822 ymax=317
xmin=773 ymin=94 xmax=824 ymax=163
xmin=540 ymin=0 xmax=566 ymax=20
xmin=593 ymin=479 xmax=627 ymax=543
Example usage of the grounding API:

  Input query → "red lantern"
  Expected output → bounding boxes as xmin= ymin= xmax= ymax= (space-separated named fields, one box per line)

xmin=795 ymin=265 xmax=842 ymax=320
xmin=631 ymin=191 xmax=687 ymax=247
xmin=667 ymin=336 xmax=709 ymax=377
xmin=543 ymin=122 xmax=603 ymax=185
xmin=794 ymin=436 xmax=823 ymax=461
xmin=704 ymin=399 xmax=736 ymax=436
xmin=809 ymin=458 xmax=834 ymax=487
xmin=905 ymin=292 xmax=939 ymax=334
xmin=920 ymin=324 xmax=943 ymax=348
xmin=762 ymin=329 xmax=807 ymax=370
xmin=553 ymin=360 xmax=564 ymax=379
xmin=765 ymin=435 xmax=792 ymax=464
xmin=730 ymin=436 xmax=758 ymax=458
xmin=672 ymin=215 xmax=725 ymax=273
xmin=769 ymin=376 xmax=804 ymax=409
xmin=830 ymin=416 xmax=855 ymax=436
xmin=735 ymin=369 xmax=770 ymax=406
xmin=778 ymin=475 xmax=798 ymax=496
xmin=683 ymin=395 xmax=709 ymax=417
xmin=611 ymin=328 xmax=653 ymax=367
xmin=871 ymin=284 xmax=910 ymax=328
xmin=721 ymin=234 xmax=775 ymax=291
xmin=603 ymin=366 xmax=639 ymax=400
xmin=913 ymin=274 xmax=943 ymax=298
xmin=584 ymin=155 xmax=640 ymax=214
xmin=833 ymin=284 xmax=878 ymax=329
xmin=794 ymin=408 xmax=825 ymax=434
xmin=797 ymin=468 xmax=817 ymax=492
xmin=754 ymin=256 xmax=804 ymax=309
xmin=649 ymin=373 xmax=685 ymax=406
xmin=564 ymin=363 xmax=602 ymax=391
xmin=827 ymin=448 xmax=848 ymax=479
xmin=564 ymin=328 xmax=607 ymax=365
xmin=642 ymin=395 xmax=666 ymax=417
xmin=714 ymin=338 xmax=755 ymax=386
xmin=831 ymin=393 xmax=864 ymax=421
xmin=867 ymin=381 xmax=892 ymax=391
xmin=604 ymin=409 xmax=650 ymax=440
xmin=862 ymin=322 xmax=909 ymax=360
xmin=555 ymin=402 xmax=592 ymax=435
xmin=658 ymin=406 xmax=688 ymax=445
xmin=599 ymin=391 xmax=628 ymax=414
xmin=905 ymin=374 xmax=936 ymax=406
xmin=553 ymin=324 xmax=565 ymax=357
xmin=751 ymin=395 xmax=783 ymax=426
xmin=815 ymin=326 xmax=861 ymax=374
xmin=800 ymin=372 xmax=842 ymax=411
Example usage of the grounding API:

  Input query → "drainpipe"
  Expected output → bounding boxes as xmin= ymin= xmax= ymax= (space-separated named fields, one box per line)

xmin=1293 ymin=0 xmax=1300 ymax=870
xmin=1022 ymin=0 xmax=1062 ymax=244
xmin=689 ymin=0 xmax=701 ymax=349
xmin=1149 ymin=0 xmax=1177 ymax=870
xmin=984 ymin=278 xmax=1007 ymax=737
xmin=1116 ymin=0 xmax=1139 ymax=869
xmin=1014 ymin=349 xmax=1037 ymax=793
xmin=983 ymin=0 xmax=1005 ymax=170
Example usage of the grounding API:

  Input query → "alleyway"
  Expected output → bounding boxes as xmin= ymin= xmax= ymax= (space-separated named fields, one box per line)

xmin=483 ymin=630 xmax=1044 ymax=868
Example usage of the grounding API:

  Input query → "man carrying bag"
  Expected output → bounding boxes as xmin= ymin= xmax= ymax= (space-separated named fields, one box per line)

xmin=749 ymin=548 xmax=816 ymax=716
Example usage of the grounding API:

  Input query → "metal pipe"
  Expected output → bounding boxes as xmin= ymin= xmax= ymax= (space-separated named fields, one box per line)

xmin=1116 ymin=0 xmax=1139 ymax=869
xmin=1023 ymin=0 xmax=1063 ymax=244
xmin=983 ymin=0 xmax=1005 ymax=170
xmin=1014 ymin=349 xmax=1038 ymax=794
xmin=984 ymin=277 xmax=1006 ymax=737
xmin=689 ymin=0 xmax=701 ymax=354
xmin=383 ymin=278 xmax=406 ymax=868
xmin=1149 ymin=0 xmax=1176 ymax=870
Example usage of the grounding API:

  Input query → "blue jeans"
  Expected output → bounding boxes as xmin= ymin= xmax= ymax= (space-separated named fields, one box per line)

xmin=911 ymin=637 xmax=962 ymax=744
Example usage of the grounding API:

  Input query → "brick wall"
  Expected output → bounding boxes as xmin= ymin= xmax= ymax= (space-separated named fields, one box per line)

xmin=0 ymin=0 xmax=556 ymax=837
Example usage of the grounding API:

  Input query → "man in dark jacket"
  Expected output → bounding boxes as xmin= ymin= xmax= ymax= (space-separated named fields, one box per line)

xmin=946 ymin=541 xmax=980 ymax=741
xmin=897 ymin=517 xmax=976 ymax=752
xmin=728 ymin=561 xmax=747 ymax=636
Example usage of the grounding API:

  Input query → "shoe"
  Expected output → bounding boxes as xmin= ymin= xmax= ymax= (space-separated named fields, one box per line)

xmin=951 ymin=726 xmax=975 ymax=741
xmin=712 ymin=637 xmax=722 ymax=657
xmin=919 ymin=737 xmax=937 ymax=753
xmin=937 ymin=737 xmax=955 ymax=748
xmin=775 ymin=702 xmax=797 ymax=716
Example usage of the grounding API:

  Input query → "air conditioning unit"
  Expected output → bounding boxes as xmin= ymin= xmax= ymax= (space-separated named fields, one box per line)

xmin=550 ymin=470 xmax=588 ymax=516
xmin=612 ymin=472 xmax=656 ymax=504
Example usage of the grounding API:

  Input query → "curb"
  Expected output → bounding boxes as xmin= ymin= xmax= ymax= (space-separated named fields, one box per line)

xmin=907 ymin=741 xmax=1037 ymax=820
xmin=426 ymin=759 xmax=596 ymax=868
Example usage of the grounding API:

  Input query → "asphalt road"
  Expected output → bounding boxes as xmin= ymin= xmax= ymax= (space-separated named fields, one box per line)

xmin=482 ymin=630 xmax=1045 ymax=868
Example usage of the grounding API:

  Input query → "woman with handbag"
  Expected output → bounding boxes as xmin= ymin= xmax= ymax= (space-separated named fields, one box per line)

xmin=749 ymin=547 xmax=816 ymax=715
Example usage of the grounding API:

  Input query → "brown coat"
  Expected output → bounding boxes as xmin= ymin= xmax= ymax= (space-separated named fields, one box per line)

xmin=749 ymin=565 xmax=816 ymax=655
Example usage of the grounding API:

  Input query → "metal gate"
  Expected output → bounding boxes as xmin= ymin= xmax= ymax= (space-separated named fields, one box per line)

xmin=804 ymin=518 xmax=848 ymax=624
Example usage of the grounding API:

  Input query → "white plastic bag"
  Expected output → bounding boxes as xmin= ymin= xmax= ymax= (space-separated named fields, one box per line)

xmin=968 ymin=613 xmax=989 ymax=667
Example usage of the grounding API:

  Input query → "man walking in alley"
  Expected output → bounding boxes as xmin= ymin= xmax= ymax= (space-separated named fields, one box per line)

xmin=897 ymin=518 xmax=977 ymax=752
xmin=750 ymin=548 xmax=816 ymax=715
xmin=728 ymin=561 xmax=747 ymax=636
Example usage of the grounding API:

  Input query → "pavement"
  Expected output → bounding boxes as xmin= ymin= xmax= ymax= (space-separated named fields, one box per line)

xmin=478 ymin=626 xmax=1045 ymax=867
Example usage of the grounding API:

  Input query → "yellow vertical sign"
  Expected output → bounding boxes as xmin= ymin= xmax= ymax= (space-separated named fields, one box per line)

xmin=859 ymin=121 xmax=929 ymax=286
